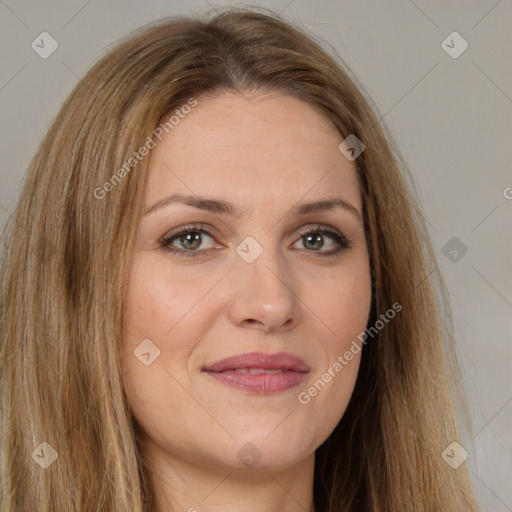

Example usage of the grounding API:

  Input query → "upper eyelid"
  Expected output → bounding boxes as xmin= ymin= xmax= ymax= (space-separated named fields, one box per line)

xmin=161 ymin=223 xmax=218 ymax=242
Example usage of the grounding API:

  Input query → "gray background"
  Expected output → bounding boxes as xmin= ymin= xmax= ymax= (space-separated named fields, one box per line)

xmin=0 ymin=0 xmax=510 ymax=509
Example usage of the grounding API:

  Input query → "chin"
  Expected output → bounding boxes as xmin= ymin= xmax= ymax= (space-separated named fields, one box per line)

xmin=220 ymin=432 xmax=315 ymax=472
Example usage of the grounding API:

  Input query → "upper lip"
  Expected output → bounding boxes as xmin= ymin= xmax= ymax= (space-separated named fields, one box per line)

xmin=202 ymin=352 xmax=310 ymax=372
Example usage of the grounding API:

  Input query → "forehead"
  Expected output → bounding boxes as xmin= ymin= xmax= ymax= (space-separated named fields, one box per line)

xmin=145 ymin=91 xmax=361 ymax=213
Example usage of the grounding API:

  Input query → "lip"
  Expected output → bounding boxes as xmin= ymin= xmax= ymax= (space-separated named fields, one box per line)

xmin=202 ymin=351 xmax=310 ymax=394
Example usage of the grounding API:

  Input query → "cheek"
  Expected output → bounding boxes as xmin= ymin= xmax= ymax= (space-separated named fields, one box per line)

xmin=312 ymin=258 xmax=372 ymax=346
xmin=122 ymin=260 xmax=193 ymax=389
xmin=304 ymin=354 xmax=361 ymax=447
xmin=123 ymin=256 xmax=209 ymax=343
xmin=299 ymin=260 xmax=371 ymax=437
xmin=121 ymin=259 xmax=208 ymax=439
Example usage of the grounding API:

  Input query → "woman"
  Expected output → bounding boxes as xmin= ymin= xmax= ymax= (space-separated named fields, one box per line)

xmin=0 ymin=7 xmax=480 ymax=511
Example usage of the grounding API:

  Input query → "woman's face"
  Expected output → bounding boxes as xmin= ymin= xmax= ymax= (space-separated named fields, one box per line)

xmin=122 ymin=90 xmax=372 ymax=472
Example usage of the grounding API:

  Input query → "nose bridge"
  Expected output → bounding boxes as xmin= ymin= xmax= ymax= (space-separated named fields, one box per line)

xmin=227 ymin=233 xmax=300 ymax=331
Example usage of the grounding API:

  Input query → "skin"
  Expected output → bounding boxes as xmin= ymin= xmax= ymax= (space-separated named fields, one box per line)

xmin=122 ymin=90 xmax=372 ymax=512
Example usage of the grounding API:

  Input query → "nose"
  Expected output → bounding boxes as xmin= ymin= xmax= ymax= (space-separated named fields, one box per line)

xmin=227 ymin=243 xmax=301 ymax=333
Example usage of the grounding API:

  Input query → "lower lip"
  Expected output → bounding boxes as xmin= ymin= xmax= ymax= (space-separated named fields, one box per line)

xmin=205 ymin=370 xmax=308 ymax=394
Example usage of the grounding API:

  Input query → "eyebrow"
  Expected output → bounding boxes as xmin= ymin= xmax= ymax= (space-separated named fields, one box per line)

xmin=144 ymin=193 xmax=361 ymax=219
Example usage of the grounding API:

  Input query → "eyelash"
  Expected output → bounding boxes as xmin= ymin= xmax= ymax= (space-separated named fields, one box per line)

xmin=159 ymin=223 xmax=352 ymax=259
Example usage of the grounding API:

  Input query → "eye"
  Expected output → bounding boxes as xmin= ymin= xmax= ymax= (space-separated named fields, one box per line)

xmin=292 ymin=225 xmax=351 ymax=256
xmin=160 ymin=224 xmax=218 ymax=258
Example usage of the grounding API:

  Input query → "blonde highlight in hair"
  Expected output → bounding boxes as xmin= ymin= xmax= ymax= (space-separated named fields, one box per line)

xmin=0 ymin=7 xmax=480 ymax=511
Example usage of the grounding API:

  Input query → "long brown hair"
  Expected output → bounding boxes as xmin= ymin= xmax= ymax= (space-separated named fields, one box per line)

xmin=0 ymin=7 xmax=480 ymax=511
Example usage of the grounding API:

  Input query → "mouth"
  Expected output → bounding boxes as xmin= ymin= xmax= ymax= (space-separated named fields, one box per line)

xmin=202 ymin=352 xmax=310 ymax=394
